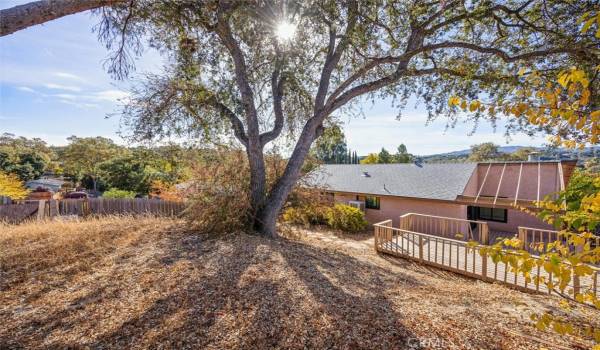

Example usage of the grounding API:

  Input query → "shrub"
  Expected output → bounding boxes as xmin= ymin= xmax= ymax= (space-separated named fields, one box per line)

xmin=325 ymin=204 xmax=368 ymax=232
xmin=103 ymin=188 xmax=136 ymax=199
xmin=150 ymin=180 xmax=183 ymax=202
xmin=186 ymin=148 xmax=252 ymax=234
xmin=282 ymin=205 xmax=328 ymax=227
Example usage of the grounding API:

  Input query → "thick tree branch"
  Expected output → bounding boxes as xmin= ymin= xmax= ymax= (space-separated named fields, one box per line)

xmin=260 ymin=56 xmax=285 ymax=146
xmin=327 ymin=56 xmax=400 ymax=104
xmin=407 ymin=67 xmax=517 ymax=84
xmin=418 ymin=0 xmax=461 ymax=29
xmin=0 ymin=0 xmax=124 ymax=36
xmin=425 ymin=5 xmax=501 ymax=34
xmin=313 ymin=0 xmax=358 ymax=114
xmin=215 ymin=12 xmax=260 ymax=142
xmin=209 ymin=98 xmax=249 ymax=147
xmin=420 ymin=41 xmax=586 ymax=62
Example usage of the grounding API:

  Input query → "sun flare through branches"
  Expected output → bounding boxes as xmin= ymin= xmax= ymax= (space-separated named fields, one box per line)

xmin=275 ymin=21 xmax=296 ymax=42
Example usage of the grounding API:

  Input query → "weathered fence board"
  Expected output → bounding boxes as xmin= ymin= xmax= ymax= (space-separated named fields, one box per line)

xmin=0 ymin=201 xmax=39 ymax=224
xmin=1 ymin=198 xmax=186 ymax=223
xmin=51 ymin=198 xmax=186 ymax=217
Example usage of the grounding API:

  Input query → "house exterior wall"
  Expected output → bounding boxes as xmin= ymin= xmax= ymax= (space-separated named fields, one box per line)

xmin=333 ymin=191 xmax=552 ymax=235
xmin=333 ymin=192 xmax=467 ymax=227
xmin=484 ymin=208 xmax=554 ymax=234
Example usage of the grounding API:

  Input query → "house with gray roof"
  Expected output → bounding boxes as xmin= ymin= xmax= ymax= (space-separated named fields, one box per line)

xmin=308 ymin=160 xmax=578 ymax=236
xmin=25 ymin=177 xmax=66 ymax=193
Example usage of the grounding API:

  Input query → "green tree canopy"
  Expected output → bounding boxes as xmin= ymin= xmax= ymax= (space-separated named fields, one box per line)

xmin=394 ymin=144 xmax=412 ymax=163
xmin=62 ymin=136 xmax=121 ymax=192
xmin=468 ymin=142 xmax=500 ymax=162
xmin=377 ymin=148 xmax=393 ymax=164
xmin=312 ymin=124 xmax=348 ymax=164
xmin=0 ymin=133 xmax=54 ymax=181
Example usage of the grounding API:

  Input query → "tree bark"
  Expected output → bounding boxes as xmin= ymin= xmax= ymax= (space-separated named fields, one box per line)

xmin=0 ymin=0 xmax=124 ymax=37
xmin=255 ymin=117 xmax=324 ymax=237
xmin=247 ymin=142 xmax=267 ymax=225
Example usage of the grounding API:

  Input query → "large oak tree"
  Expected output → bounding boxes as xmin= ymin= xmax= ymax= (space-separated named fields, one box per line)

xmin=0 ymin=0 xmax=125 ymax=36
xmin=3 ymin=0 xmax=599 ymax=236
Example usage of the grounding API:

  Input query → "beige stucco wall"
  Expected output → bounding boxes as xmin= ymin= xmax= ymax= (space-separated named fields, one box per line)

xmin=333 ymin=192 xmax=467 ymax=227
xmin=485 ymin=208 xmax=554 ymax=234
xmin=334 ymin=191 xmax=552 ymax=234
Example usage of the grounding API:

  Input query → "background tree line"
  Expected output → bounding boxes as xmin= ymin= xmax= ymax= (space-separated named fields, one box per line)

xmin=0 ymin=133 xmax=194 ymax=197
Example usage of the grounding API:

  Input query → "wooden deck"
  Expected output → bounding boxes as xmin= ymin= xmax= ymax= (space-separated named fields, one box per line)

xmin=375 ymin=217 xmax=599 ymax=298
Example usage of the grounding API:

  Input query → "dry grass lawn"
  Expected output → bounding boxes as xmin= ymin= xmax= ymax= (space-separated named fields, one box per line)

xmin=0 ymin=216 xmax=598 ymax=349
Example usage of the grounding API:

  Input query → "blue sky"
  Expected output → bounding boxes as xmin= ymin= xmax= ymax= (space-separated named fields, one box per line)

xmin=0 ymin=1 xmax=549 ymax=155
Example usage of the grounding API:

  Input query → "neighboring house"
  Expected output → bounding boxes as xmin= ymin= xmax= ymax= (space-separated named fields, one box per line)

xmin=25 ymin=177 xmax=66 ymax=193
xmin=308 ymin=160 xmax=578 ymax=237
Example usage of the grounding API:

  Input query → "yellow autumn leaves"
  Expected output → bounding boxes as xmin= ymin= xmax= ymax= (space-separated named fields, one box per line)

xmin=580 ymin=11 xmax=600 ymax=39
xmin=448 ymin=65 xmax=600 ymax=149
xmin=0 ymin=171 xmax=29 ymax=199
xmin=448 ymin=11 xmax=600 ymax=149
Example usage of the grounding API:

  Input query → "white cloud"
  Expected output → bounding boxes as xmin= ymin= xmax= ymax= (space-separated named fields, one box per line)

xmin=92 ymin=90 xmax=130 ymax=102
xmin=58 ymin=99 xmax=99 ymax=109
xmin=43 ymin=83 xmax=82 ymax=92
xmin=17 ymin=86 xmax=35 ymax=93
xmin=53 ymin=93 xmax=77 ymax=100
xmin=52 ymin=72 xmax=83 ymax=81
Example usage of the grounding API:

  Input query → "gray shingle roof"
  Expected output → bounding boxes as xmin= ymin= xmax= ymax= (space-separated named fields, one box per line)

xmin=307 ymin=163 xmax=477 ymax=201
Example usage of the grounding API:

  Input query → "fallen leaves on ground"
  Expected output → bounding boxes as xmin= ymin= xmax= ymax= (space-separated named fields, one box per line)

xmin=0 ymin=217 xmax=597 ymax=349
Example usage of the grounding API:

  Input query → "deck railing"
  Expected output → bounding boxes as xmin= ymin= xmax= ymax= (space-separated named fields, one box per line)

xmin=374 ymin=221 xmax=599 ymax=299
xmin=398 ymin=213 xmax=490 ymax=244
xmin=518 ymin=226 xmax=600 ymax=254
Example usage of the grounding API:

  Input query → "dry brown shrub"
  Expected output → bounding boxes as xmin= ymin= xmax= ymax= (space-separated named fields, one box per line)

xmin=184 ymin=146 xmax=323 ymax=234
xmin=185 ymin=147 xmax=252 ymax=233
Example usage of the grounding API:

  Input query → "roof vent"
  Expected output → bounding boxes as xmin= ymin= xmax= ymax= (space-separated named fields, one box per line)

xmin=361 ymin=171 xmax=370 ymax=177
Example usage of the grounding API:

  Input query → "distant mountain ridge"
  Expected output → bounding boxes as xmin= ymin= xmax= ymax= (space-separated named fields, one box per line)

xmin=422 ymin=146 xmax=537 ymax=158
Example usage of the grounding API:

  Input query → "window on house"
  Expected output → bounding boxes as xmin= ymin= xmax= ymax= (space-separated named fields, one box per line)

xmin=356 ymin=195 xmax=380 ymax=210
xmin=474 ymin=206 xmax=507 ymax=223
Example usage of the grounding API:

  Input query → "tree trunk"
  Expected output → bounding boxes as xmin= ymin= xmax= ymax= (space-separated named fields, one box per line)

xmin=255 ymin=119 xmax=322 ymax=237
xmin=247 ymin=144 xmax=266 ymax=226
xmin=0 ymin=0 xmax=123 ymax=37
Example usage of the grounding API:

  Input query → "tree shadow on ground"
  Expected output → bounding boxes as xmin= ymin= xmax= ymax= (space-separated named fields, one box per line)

xmin=2 ymin=231 xmax=424 ymax=349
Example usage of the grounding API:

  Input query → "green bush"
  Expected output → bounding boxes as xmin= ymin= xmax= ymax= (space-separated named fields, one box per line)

xmin=282 ymin=205 xmax=328 ymax=227
xmin=102 ymin=188 xmax=137 ymax=199
xmin=325 ymin=204 xmax=368 ymax=232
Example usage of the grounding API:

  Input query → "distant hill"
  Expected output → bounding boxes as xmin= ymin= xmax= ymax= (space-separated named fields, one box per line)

xmin=423 ymin=146 xmax=538 ymax=158
xmin=419 ymin=146 xmax=598 ymax=163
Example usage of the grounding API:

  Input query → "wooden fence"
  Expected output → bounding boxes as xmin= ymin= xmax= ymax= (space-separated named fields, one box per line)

xmin=0 ymin=201 xmax=39 ymax=224
xmin=374 ymin=220 xmax=599 ymax=299
xmin=1 ymin=198 xmax=186 ymax=223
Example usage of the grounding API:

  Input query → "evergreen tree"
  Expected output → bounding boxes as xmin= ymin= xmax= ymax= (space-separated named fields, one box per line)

xmin=378 ymin=148 xmax=392 ymax=164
